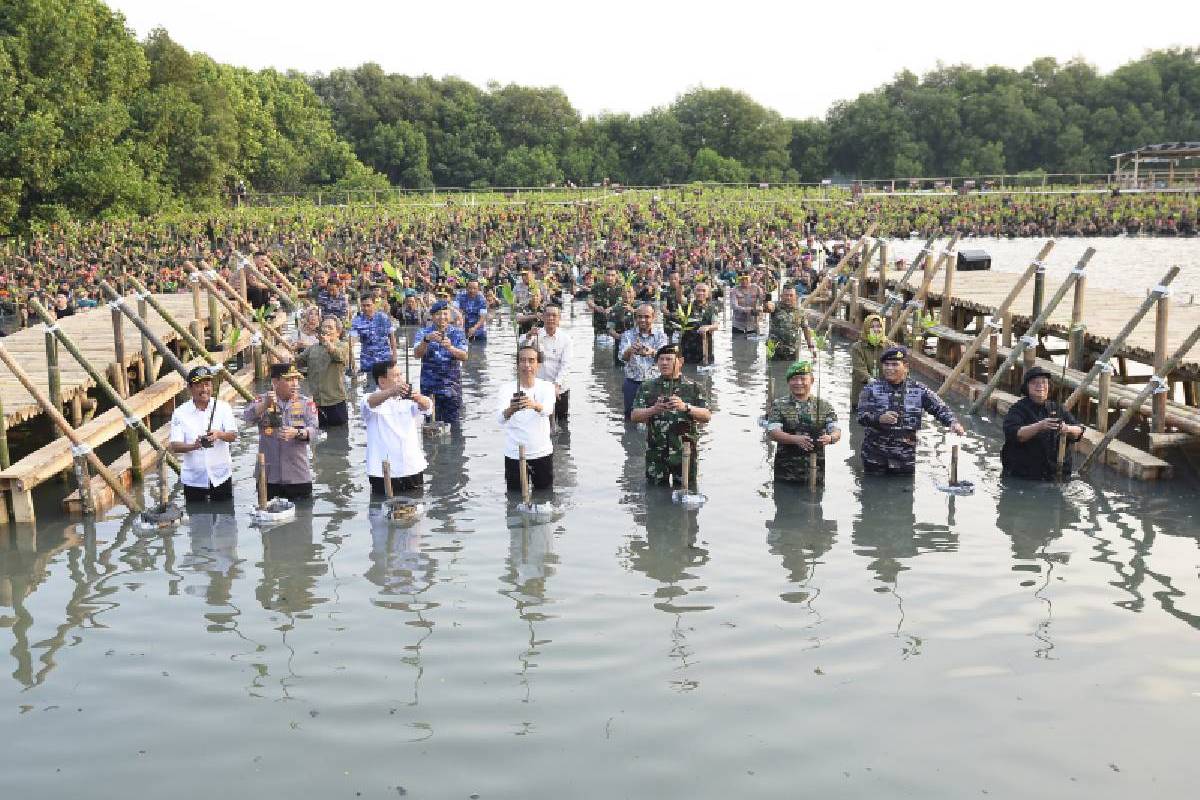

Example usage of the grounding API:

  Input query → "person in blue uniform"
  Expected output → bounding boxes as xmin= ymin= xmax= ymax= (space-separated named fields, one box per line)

xmin=413 ymin=300 xmax=469 ymax=423
xmin=856 ymin=345 xmax=964 ymax=475
xmin=455 ymin=279 xmax=489 ymax=342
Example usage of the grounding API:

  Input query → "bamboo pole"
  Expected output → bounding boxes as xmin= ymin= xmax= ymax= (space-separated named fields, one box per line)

xmin=28 ymin=298 xmax=180 ymax=475
xmin=969 ymin=248 xmax=1095 ymax=414
xmin=936 ymin=242 xmax=1056 ymax=397
xmin=207 ymin=283 xmax=223 ymax=352
xmin=120 ymin=278 xmax=257 ymax=401
xmin=876 ymin=243 xmax=888 ymax=303
xmin=382 ymin=459 xmax=394 ymax=499
xmin=879 ymin=236 xmax=937 ymax=319
xmin=1031 ymin=268 xmax=1046 ymax=321
xmin=886 ymin=236 xmax=959 ymax=342
xmin=0 ymin=344 xmax=141 ymax=513
xmin=158 ymin=457 xmax=170 ymax=508
xmin=682 ymin=442 xmax=692 ymax=494
xmin=190 ymin=273 xmax=205 ymax=341
xmin=0 ymin=393 xmax=8 ymax=524
xmin=1080 ymin=322 xmax=1200 ymax=474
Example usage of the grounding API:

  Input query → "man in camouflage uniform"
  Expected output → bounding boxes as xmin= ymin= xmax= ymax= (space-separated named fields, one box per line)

xmin=630 ymin=344 xmax=713 ymax=487
xmin=676 ymin=282 xmax=718 ymax=366
xmin=766 ymin=360 xmax=840 ymax=484
xmin=588 ymin=265 xmax=623 ymax=337
xmin=856 ymin=346 xmax=965 ymax=475
xmin=766 ymin=285 xmax=816 ymax=361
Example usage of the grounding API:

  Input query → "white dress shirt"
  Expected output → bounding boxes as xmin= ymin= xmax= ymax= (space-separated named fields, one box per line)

xmin=495 ymin=379 xmax=555 ymax=460
xmin=522 ymin=328 xmax=572 ymax=388
xmin=361 ymin=395 xmax=430 ymax=478
xmin=169 ymin=399 xmax=237 ymax=488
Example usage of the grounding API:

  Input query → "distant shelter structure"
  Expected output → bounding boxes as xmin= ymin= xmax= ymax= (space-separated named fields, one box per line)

xmin=1112 ymin=142 xmax=1200 ymax=189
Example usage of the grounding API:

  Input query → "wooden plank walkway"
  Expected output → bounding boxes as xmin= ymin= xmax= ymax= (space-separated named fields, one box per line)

xmin=0 ymin=294 xmax=217 ymax=427
xmin=872 ymin=269 xmax=1200 ymax=376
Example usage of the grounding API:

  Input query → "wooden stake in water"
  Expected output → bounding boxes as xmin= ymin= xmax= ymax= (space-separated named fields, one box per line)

xmin=519 ymin=444 xmax=531 ymax=506
xmin=158 ymin=457 xmax=170 ymax=508
xmin=950 ymin=444 xmax=960 ymax=486
xmin=256 ymin=452 xmax=268 ymax=510
xmin=382 ymin=459 xmax=394 ymax=499
xmin=680 ymin=442 xmax=691 ymax=495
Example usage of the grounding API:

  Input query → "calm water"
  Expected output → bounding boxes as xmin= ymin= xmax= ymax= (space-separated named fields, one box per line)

xmin=2 ymin=293 xmax=1199 ymax=799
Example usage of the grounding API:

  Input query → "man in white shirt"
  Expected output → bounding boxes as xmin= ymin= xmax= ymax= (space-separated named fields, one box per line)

xmin=496 ymin=345 xmax=556 ymax=493
xmin=521 ymin=305 xmax=572 ymax=424
xmin=168 ymin=366 xmax=239 ymax=503
xmin=362 ymin=359 xmax=433 ymax=496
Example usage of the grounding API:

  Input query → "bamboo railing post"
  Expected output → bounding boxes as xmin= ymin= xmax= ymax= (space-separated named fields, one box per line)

xmin=876 ymin=243 xmax=888 ymax=303
xmin=1097 ymin=368 xmax=1112 ymax=433
xmin=1153 ymin=286 xmax=1170 ymax=433
xmin=518 ymin=444 xmax=531 ymax=506
xmin=937 ymin=247 xmax=958 ymax=360
xmin=28 ymin=298 xmax=180 ymax=476
xmin=969 ymin=248 xmax=1095 ymax=415
xmin=190 ymin=273 xmax=205 ymax=342
xmin=245 ymin=261 xmax=298 ymax=313
xmin=73 ymin=453 xmax=94 ymax=516
xmin=1032 ymin=267 xmax=1046 ymax=320
xmin=0 ymin=345 xmax=141 ymax=513
xmin=237 ymin=266 xmax=248 ymax=302
xmin=936 ymin=243 xmax=1055 ymax=397
xmin=0 ymin=393 xmax=9 ymax=524
xmin=111 ymin=302 xmax=128 ymax=397
xmin=137 ymin=293 xmax=156 ymax=384
xmin=207 ymin=283 xmax=223 ymax=352
xmin=1069 ymin=273 xmax=1087 ymax=370
xmin=45 ymin=326 xmax=63 ymax=418
xmin=121 ymin=278 xmax=258 ymax=402
xmin=848 ymin=278 xmax=861 ymax=327
xmin=1080 ymin=323 xmax=1200 ymax=475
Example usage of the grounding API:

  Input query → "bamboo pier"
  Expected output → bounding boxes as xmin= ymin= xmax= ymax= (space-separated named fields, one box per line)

xmin=816 ymin=238 xmax=1200 ymax=479
xmin=0 ymin=285 xmax=284 ymax=523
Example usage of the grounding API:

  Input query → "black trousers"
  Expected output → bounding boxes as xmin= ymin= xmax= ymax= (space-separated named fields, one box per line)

xmin=267 ymin=482 xmax=313 ymax=500
xmin=183 ymin=478 xmax=234 ymax=503
xmin=504 ymin=454 xmax=553 ymax=493
xmin=553 ymin=390 xmax=569 ymax=423
xmin=369 ymin=472 xmax=425 ymax=496
xmin=317 ymin=401 xmax=349 ymax=428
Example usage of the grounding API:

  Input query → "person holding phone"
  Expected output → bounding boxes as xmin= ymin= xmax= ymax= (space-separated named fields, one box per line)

xmin=497 ymin=345 xmax=557 ymax=493
xmin=362 ymin=360 xmax=433 ymax=496
xmin=169 ymin=367 xmax=238 ymax=503
xmin=1002 ymin=366 xmax=1085 ymax=480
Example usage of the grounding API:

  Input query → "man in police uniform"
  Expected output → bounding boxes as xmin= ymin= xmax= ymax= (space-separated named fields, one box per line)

xmin=766 ymin=284 xmax=817 ymax=361
xmin=855 ymin=345 xmax=964 ymax=475
xmin=629 ymin=344 xmax=713 ymax=487
xmin=766 ymin=360 xmax=840 ymax=484
xmin=243 ymin=362 xmax=320 ymax=499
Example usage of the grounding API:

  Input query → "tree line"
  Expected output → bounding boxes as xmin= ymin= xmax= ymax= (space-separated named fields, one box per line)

xmin=3 ymin=0 xmax=1198 ymax=233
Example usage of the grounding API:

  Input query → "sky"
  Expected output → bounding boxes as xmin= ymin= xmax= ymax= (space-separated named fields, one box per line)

xmin=108 ymin=0 xmax=1199 ymax=120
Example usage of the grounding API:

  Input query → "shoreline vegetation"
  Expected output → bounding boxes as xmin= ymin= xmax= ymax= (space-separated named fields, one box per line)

xmin=2 ymin=0 xmax=1198 ymax=233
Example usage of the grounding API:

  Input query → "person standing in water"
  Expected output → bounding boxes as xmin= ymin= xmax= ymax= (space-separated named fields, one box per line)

xmin=169 ymin=367 xmax=239 ymax=503
xmin=766 ymin=360 xmax=840 ymax=485
xmin=243 ymin=363 xmax=319 ymax=500
xmin=1001 ymin=366 xmax=1085 ymax=480
xmin=849 ymin=313 xmax=890 ymax=411
xmin=856 ymin=346 xmax=964 ymax=476
xmin=497 ymin=345 xmax=557 ymax=492
xmin=630 ymin=344 xmax=712 ymax=488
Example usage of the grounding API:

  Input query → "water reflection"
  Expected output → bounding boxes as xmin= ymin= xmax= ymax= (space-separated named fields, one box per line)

xmin=625 ymin=491 xmax=710 ymax=614
xmin=256 ymin=513 xmax=326 ymax=614
xmin=767 ymin=489 xmax=837 ymax=604
xmin=852 ymin=476 xmax=956 ymax=586
xmin=500 ymin=513 xmax=559 ymax=703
